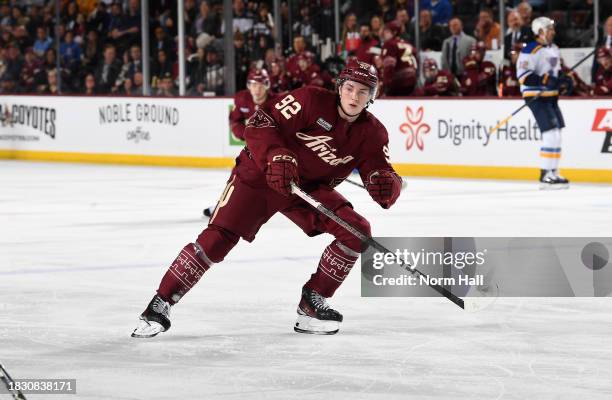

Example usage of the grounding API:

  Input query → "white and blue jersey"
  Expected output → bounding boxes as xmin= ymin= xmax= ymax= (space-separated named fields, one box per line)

xmin=516 ymin=41 xmax=560 ymax=98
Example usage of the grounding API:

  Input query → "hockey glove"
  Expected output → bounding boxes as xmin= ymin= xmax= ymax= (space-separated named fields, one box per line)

xmin=266 ymin=148 xmax=299 ymax=196
xmin=365 ymin=170 xmax=402 ymax=209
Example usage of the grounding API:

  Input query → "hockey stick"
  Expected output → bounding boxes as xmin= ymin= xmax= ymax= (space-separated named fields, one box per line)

xmin=0 ymin=364 xmax=27 ymax=400
xmin=291 ymin=182 xmax=465 ymax=309
xmin=488 ymin=47 xmax=597 ymax=137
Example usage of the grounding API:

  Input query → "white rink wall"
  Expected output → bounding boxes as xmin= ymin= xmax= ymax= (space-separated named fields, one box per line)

xmin=0 ymin=95 xmax=611 ymax=182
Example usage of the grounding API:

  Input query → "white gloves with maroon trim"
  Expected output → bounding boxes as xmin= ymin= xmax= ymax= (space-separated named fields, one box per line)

xmin=265 ymin=148 xmax=299 ymax=196
xmin=365 ymin=170 xmax=402 ymax=209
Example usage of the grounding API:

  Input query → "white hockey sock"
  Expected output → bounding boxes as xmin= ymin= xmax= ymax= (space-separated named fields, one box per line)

xmin=540 ymin=128 xmax=561 ymax=171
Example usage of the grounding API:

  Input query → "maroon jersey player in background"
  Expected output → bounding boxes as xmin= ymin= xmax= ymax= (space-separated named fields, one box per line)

xmin=593 ymin=47 xmax=612 ymax=96
xmin=203 ymin=69 xmax=279 ymax=217
xmin=132 ymin=60 xmax=402 ymax=337
xmin=460 ymin=41 xmax=497 ymax=96
xmin=381 ymin=20 xmax=418 ymax=96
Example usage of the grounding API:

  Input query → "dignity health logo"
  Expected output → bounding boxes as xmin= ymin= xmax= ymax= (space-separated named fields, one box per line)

xmin=399 ymin=106 xmax=431 ymax=151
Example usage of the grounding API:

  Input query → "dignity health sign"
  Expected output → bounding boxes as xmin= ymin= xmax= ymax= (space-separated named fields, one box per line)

xmin=369 ymin=99 xmax=612 ymax=170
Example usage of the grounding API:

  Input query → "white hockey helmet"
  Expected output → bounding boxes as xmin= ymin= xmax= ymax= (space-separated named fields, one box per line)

xmin=531 ymin=16 xmax=554 ymax=36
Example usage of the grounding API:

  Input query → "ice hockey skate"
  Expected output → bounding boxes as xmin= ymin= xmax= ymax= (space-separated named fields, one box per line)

xmin=131 ymin=295 xmax=172 ymax=338
xmin=539 ymin=169 xmax=569 ymax=190
xmin=294 ymin=287 xmax=343 ymax=335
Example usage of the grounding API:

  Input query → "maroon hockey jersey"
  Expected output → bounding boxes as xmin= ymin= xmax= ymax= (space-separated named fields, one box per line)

xmin=241 ymin=86 xmax=395 ymax=189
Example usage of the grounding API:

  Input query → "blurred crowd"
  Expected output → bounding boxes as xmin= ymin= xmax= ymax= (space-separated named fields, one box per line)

xmin=0 ymin=0 xmax=610 ymax=96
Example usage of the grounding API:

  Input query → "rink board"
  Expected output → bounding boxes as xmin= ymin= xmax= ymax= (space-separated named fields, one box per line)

xmin=0 ymin=95 xmax=611 ymax=182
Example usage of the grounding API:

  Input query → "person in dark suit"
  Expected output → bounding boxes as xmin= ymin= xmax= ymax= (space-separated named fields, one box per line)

xmin=504 ymin=10 xmax=532 ymax=60
xmin=441 ymin=17 xmax=476 ymax=78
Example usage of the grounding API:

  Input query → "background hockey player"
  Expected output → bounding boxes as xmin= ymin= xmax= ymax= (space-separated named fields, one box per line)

xmin=203 ymin=69 xmax=279 ymax=217
xmin=500 ymin=42 xmax=524 ymax=97
xmin=593 ymin=47 xmax=612 ymax=96
xmin=559 ymin=58 xmax=591 ymax=97
xmin=381 ymin=21 xmax=418 ymax=96
xmin=414 ymin=58 xmax=458 ymax=97
xmin=517 ymin=17 xmax=569 ymax=188
xmin=460 ymin=41 xmax=497 ymax=96
xmin=133 ymin=60 xmax=403 ymax=338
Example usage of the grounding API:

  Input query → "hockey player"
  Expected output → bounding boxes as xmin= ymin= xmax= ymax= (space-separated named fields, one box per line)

xmin=381 ymin=21 xmax=418 ymax=96
xmin=203 ymin=69 xmax=279 ymax=217
xmin=133 ymin=60 xmax=402 ymax=337
xmin=500 ymin=42 xmax=524 ymax=97
xmin=414 ymin=58 xmax=458 ymax=96
xmin=460 ymin=41 xmax=497 ymax=96
xmin=593 ymin=47 xmax=612 ymax=96
xmin=517 ymin=17 xmax=569 ymax=188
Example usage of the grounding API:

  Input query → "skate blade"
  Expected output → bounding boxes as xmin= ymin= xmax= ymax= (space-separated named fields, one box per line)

xmin=294 ymin=314 xmax=340 ymax=335
xmin=539 ymin=183 xmax=569 ymax=190
xmin=131 ymin=317 xmax=165 ymax=338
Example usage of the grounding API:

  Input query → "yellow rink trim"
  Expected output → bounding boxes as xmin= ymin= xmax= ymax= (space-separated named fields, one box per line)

xmin=1 ymin=149 xmax=611 ymax=183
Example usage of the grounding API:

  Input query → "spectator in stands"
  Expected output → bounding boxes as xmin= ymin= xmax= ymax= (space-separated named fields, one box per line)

xmin=4 ymin=43 xmax=23 ymax=85
xmin=504 ymin=10 xmax=531 ymax=60
xmin=116 ymin=44 xmax=142 ymax=89
xmin=59 ymin=31 xmax=82 ymax=71
xmin=42 ymin=68 xmax=60 ymax=94
xmin=475 ymin=8 xmax=501 ymax=49
xmin=87 ymin=1 xmax=110 ymax=36
xmin=33 ymin=26 xmax=52 ymax=57
xmin=153 ymin=26 xmax=175 ymax=61
xmin=341 ymin=12 xmax=360 ymax=53
xmin=395 ymin=8 xmax=410 ymax=41
xmin=20 ymin=47 xmax=41 ymax=92
xmin=268 ymin=60 xmax=288 ymax=93
xmin=460 ymin=41 xmax=496 ymax=96
xmin=421 ymin=0 xmax=452 ymax=25
xmin=196 ymin=45 xmax=225 ymax=95
xmin=409 ymin=9 xmax=445 ymax=51
xmin=94 ymin=44 xmax=121 ymax=93
xmin=110 ymin=0 xmax=140 ymax=53
xmin=107 ymin=2 xmax=125 ymax=46
xmin=83 ymin=73 xmax=96 ymax=95
xmin=414 ymin=58 xmax=458 ymax=96
xmin=441 ymin=17 xmax=476 ymax=77
xmin=82 ymin=30 xmax=102 ymax=71
xmin=593 ymin=47 xmax=612 ymax=96
xmin=13 ymin=25 xmax=31 ymax=52
xmin=293 ymin=5 xmax=316 ymax=45
xmin=156 ymin=72 xmax=176 ymax=96
xmin=194 ymin=1 xmax=220 ymax=37
xmin=376 ymin=0 xmax=396 ymax=23
xmin=354 ymin=22 xmax=381 ymax=64
xmin=132 ymin=71 xmax=143 ymax=95
xmin=285 ymin=35 xmax=314 ymax=79
xmin=252 ymin=3 xmax=274 ymax=43
xmin=517 ymin=2 xmax=533 ymax=27
xmin=370 ymin=15 xmax=384 ymax=41
xmin=232 ymin=0 xmax=254 ymax=34
xmin=152 ymin=49 xmax=173 ymax=89
xmin=500 ymin=42 xmax=523 ymax=97
xmin=63 ymin=2 xmax=79 ymax=33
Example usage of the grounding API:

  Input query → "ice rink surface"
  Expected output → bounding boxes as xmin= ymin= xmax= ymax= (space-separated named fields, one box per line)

xmin=1 ymin=160 xmax=612 ymax=400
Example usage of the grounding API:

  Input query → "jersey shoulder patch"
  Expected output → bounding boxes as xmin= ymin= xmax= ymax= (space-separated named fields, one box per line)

xmin=246 ymin=109 xmax=276 ymax=129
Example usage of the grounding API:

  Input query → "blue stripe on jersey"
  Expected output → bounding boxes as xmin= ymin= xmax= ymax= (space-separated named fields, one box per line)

xmin=541 ymin=147 xmax=561 ymax=153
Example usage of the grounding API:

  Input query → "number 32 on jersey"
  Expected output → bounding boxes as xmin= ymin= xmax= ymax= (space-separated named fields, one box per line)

xmin=275 ymin=95 xmax=302 ymax=120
